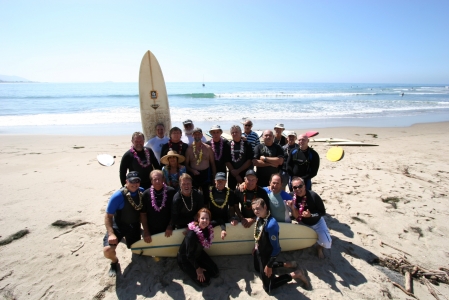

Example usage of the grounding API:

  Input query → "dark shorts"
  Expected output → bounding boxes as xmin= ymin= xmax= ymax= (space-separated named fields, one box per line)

xmin=103 ymin=223 xmax=141 ymax=249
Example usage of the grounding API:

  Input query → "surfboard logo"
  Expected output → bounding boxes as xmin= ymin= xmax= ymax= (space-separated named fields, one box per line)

xmin=151 ymin=104 xmax=159 ymax=110
xmin=271 ymin=235 xmax=277 ymax=241
xmin=150 ymin=90 xmax=158 ymax=99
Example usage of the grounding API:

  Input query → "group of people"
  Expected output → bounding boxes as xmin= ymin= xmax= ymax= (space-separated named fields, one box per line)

xmin=104 ymin=118 xmax=332 ymax=293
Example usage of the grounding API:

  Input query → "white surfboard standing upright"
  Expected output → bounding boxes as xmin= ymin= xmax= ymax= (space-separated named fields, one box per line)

xmin=139 ymin=51 xmax=171 ymax=141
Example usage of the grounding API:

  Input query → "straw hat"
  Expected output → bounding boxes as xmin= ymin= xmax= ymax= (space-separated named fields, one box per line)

xmin=160 ymin=150 xmax=185 ymax=165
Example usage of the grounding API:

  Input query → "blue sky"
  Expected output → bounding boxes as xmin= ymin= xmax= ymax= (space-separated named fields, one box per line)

xmin=1 ymin=0 xmax=448 ymax=83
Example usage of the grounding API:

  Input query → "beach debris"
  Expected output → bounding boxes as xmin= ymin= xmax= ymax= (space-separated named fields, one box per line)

xmin=390 ymin=280 xmax=417 ymax=298
xmin=0 ymin=229 xmax=30 ymax=246
xmin=382 ymin=197 xmax=400 ymax=209
xmin=51 ymin=220 xmax=76 ymax=228
xmin=73 ymin=146 xmax=84 ymax=149
xmin=351 ymin=216 xmax=366 ymax=224
xmin=366 ymin=133 xmax=378 ymax=138
xmin=0 ymin=270 xmax=13 ymax=282
xmin=70 ymin=242 xmax=84 ymax=254
xmin=410 ymin=226 xmax=424 ymax=238
xmin=379 ymin=241 xmax=411 ymax=256
xmin=422 ymin=277 xmax=448 ymax=300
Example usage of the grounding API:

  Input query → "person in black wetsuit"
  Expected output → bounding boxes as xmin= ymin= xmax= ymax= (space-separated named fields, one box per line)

xmin=171 ymin=174 xmax=205 ymax=229
xmin=226 ymin=125 xmax=253 ymax=190
xmin=206 ymin=125 xmax=230 ymax=175
xmin=177 ymin=208 xmax=219 ymax=287
xmin=141 ymin=170 xmax=176 ymax=243
xmin=233 ymin=170 xmax=270 ymax=228
xmin=251 ymin=197 xmax=309 ymax=293
xmin=120 ymin=132 xmax=161 ymax=190
xmin=103 ymin=171 xmax=144 ymax=277
xmin=287 ymin=133 xmax=320 ymax=190
xmin=207 ymin=172 xmax=238 ymax=239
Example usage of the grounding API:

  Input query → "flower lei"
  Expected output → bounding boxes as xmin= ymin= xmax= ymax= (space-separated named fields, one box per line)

xmin=188 ymin=222 xmax=214 ymax=249
xmin=211 ymin=138 xmax=224 ymax=161
xmin=130 ymin=146 xmax=151 ymax=168
xmin=231 ymin=140 xmax=244 ymax=162
xmin=254 ymin=210 xmax=271 ymax=243
xmin=168 ymin=140 xmax=183 ymax=151
xmin=192 ymin=143 xmax=203 ymax=165
xmin=123 ymin=187 xmax=143 ymax=210
xmin=293 ymin=193 xmax=307 ymax=222
xmin=243 ymin=185 xmax=257 ymax=209
xmin=150 ymin=183 xmax=168 ymax=212
xmin=209 ymin=186 xmax=230 ymax=209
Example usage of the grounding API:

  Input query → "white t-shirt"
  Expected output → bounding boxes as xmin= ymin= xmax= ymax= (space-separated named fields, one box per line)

xmin=145 ymin=136 xmax=169 ymax=163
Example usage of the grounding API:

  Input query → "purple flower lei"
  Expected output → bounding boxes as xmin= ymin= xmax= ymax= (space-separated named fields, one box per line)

xmin=150 ymin=183 xmax=168 ymax=212
xmin=188 ymin=222 xmax=214 ymax=249
xmin=211 ymin=137 xmax=224 ymax=161
xmin=231 ymin=140 xmax=244 ymax=162
xmin=293 ymin=194 xmax=307 ymax=222
xmin=130 ymin=146 xmax=151 ymax=168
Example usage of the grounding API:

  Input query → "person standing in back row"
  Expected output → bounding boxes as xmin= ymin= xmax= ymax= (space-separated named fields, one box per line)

xmin=253 ymin=130 xmax=284 ymax=188
xmin=241 ymin=119 xmax=260 ymax=151
xmin=287 ymin=133 xmax=319 ymax=190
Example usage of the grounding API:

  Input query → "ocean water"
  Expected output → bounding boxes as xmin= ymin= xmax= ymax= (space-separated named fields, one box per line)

xmin=0 ymin=82 xmax=448 ymax=135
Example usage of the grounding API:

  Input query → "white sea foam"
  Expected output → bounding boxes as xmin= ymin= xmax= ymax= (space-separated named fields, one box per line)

xmin=215 ymin=92 xmax=376 ymax=98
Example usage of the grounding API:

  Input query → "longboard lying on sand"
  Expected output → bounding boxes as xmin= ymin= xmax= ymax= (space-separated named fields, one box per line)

xmin=131 ymin=222 xmax=317 ymax=257
xmin=97 ymin=154 xmax=114 ymax=166
xmin=326 ymin=147 xmax=344 ymax=162
xmin=328 ymin=141 xmax=378 ymax=146
xmin=282 ymin=131 xmax=319 ymax=139
xmin=311 ymin=138 xmax=353 ymax=142
xmin=139 ymin=50 xmax=171 ymax=141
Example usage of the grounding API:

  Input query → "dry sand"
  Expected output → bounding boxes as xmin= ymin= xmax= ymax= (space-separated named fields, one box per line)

xmin=0 ymin=122 xmax=448 ymax=299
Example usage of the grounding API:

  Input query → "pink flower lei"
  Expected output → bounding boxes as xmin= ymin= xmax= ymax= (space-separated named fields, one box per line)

xmin=211 ymin=137 xmax=224 ymax=161
xmin=130 ymin=146 xmax=151 ymax=168
xmin=293 ymin=194 xmax=307 ymax=222
xmin=188 ymin=221 xmax=214 ymax=249
xmin=231 ymin=140 xmax=244 ymax=162
xmin=150 ymin=183 xmax=168 ymax=212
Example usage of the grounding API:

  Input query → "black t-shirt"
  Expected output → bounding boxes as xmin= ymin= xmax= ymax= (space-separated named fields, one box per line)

xmin=228 ymin=140 xmax=254 ymax=171
xmin=142 ymin=186 xmax=176 ymax=235
xmin=208 ymin=186 xmax=235 ymax=226
xmin=274 ymin=135 xmax=287 ymax=146
xmin=233 ymin=186 xmax=270 ymax=219
xmin=160 ymin=141 xmax=188 ymax=161
xmin=288 ymin=190 xmax=326 ymax=226
xmin=253 ymin=143 xmax=284 ymax=185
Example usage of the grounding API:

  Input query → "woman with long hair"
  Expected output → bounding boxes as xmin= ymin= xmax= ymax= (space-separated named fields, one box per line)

xmin=160 ymin=150 xmax=186 ymax=190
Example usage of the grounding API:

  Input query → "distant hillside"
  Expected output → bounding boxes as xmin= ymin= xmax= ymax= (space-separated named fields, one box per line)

xmin=0 ymin=74 xmax=31 ymax=82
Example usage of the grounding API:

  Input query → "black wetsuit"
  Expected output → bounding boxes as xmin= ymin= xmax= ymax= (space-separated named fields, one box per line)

xmin=171 ymin=190 xmax=205 ymax=229
xmin=288 ymin=190 xmax=325 ymax=225
xmin=142 ymin=186 xmax=176 ymax=235
xmin=206 ymin=138 xmax=231 ymax=174
xmin=233 ymin=186 xmax=270 ymax=219
xmin=208 ymin=186 xmax=235 ymax=229
xmin=161 ymin=141 xmax=188 ymax=161
xmin=119 ymin=147 xmax=161 ymax=190
xmin=274 ymin=135 xmax=287 ymax=146
xmin=286 ymin=147 xmax=320 ymax=190
xmin=227 ymin=140 xmax=254 ymax=190
xmin=177 ymin=229 xmax=219 ymax=287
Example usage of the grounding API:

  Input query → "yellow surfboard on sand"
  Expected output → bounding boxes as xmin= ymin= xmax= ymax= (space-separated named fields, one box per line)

xmin=326 ymin=146 xmax=344 ymax=162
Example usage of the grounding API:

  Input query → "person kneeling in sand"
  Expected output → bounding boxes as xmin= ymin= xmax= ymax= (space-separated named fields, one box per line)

xmin=103 ymin=171 xmax=145 ymax=277
xmin=177 ymin=208 xmax=219 ymax=287
xmin=252 ymin=198 xmax=309 ymax=293
xmin=287 ymin=177 xmax=332 ymax=259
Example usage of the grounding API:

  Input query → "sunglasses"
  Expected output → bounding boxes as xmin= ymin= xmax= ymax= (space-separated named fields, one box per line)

xmin=292 ymin=184 xmax=304 ymax=190
xmin=129 ymin=179 xmax=141 ymax=184
xmin=244 ymin=124 xmax=252 ymax=127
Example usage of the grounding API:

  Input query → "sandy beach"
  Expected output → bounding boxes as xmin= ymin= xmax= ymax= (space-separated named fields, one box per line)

xmin=1 ymin=122 xmax=448 ymax=299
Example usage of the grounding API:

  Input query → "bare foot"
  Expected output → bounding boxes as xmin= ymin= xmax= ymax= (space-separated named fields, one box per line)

xmin=292 ymin=269 xmax=310 ymax=288
xmin=317 ymin=245 xmax=325 ymax=259
xmin=283 ymin=261 xmax=297 ymax=268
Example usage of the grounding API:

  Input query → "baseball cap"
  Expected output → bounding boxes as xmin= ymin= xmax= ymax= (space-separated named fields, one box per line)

xmin=245 ymin=169 xmax=257 ymax=177
xmin=215 ymin=172 xmax=226 ymax=181
xmin=126 ymin=171 xmax=141 ymax=183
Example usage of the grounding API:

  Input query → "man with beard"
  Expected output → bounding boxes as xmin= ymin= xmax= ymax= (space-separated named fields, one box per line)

xmin=281 ymin=131 xmax=299 ymax=191
xmin=161 ymin=126 xmax=189 ymax=159
xmin=103 ymin=171 xmax=144 ymax=277
xmin=181 ymin=119 xmax=207 ymax=145
xmin=252 ymin=130 xmax=284 ymax=188
xmin=171 ymin=174 xmax=205 ymax=229
xmin=287 ymin=177 xmax=331 ymax=259
xmin=233 ymin=170 xmax=270 ymax=228
xmin=287 ymin=133 xmax=320 ymax=190
xmin=141 ymin=170 xmax=176 ymax=242
xmin=206 ymin=125 xmax=230 ymax=175
xmin=120 ymin=132 xmax=161 ymax=190
xmin=263 ymin=173 xmax=292 ymax=223
xmin=185 ymin=128 xmax=216 ymax=197
xmin=226 ymin=125 xmax=253 ymax=190
xmin=145 ymin=123 xmax=169 ymax=164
